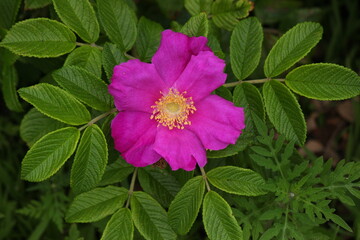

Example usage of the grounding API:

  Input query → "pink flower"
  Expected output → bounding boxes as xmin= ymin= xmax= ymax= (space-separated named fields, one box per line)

xmin=108 ymin=30 xmax=245 ymax=171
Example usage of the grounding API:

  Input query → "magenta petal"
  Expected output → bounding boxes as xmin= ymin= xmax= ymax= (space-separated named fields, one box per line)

xmin=173 ymin=51 xmax=226 ymax=101
xmin=109 ymin=59 xmax=166 ymax=113
xmin=152 ymin=30 xmax=210 ymax=86
xmin=188 ymin=95 xmax=245 ymax=150
xmin=111 ymin=111 xmax=161 ymax=167
xmin=153 ymin=127 xmax=207 ymax=171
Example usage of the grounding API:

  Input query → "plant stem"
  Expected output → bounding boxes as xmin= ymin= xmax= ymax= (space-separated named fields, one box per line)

xmin=200 ymin=167 xmax=211 ymax=192
xmin=223 ymin=78 xmax=285 ymax=87
xmin=78 ymin=108 xmax=117 ymax=131
xmin=125 ymin=168 xmax=138 ymax=208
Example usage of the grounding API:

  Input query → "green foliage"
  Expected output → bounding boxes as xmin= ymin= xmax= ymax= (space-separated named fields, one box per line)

xmin=52 ymin=66 xmax=113 ymax=111
xmin=231 ymin=17 xmax=263 ymax=80
xmin=52 ymin=0 xmax=99 ymax=43
xmin=0 ymin=0 xmax=21 ymax=29
xmin=181 ymin=13 xmax=209 ymax=37
xmin=18 ymin=83 xmax=91 ymax=125
xmin=203 ymin=191 xmax=243 ymax=240
xmin=131 ymin=191 xmax=177 ymax=240
xmin=98 ymin=160 xmax=134 ymax=186
xmin=135 ymin=17 xmax=163 ymax=62
xmin=1 ymin=64 xmax=23 ymax=112
xmin=0 ymin=18 xmax=76 ymax=57
xmin=184 ymin=0 xmax=212 ymax=16
xmin=264 ymin=22 xmax=323 ymax=78
xmin=25 ymin=0 xmax=52 ymax=10
xmin=66 ymin=186 xmax=128 ymax=223
xmin=286 ymin=63 xmax=360 ymax=100
xmin=64 ymin=45 xmax=102 ymax=77
xmin=168 ymin=176 xmax=205 ymax=235
xmin=101 ymin=208 xmax=134 ymax=240
xmin=263 ymin=80 xmax=306 ymax=145
xmin=21 ymin=127 xmax=80 ymax=181
xmin=102 ymin=43 xmax=128 ymax=79
xmin=70 ymin=124 xmax=108 ymax=194
xmin=212 ymin=0 xmax=252 ymax=31
xmin=97 ymin=0 xmax=137 ymax=51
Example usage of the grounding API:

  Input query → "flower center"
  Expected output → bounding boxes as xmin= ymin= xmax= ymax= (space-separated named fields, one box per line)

xmin=150 ymin=88 xmax=196 ymax=130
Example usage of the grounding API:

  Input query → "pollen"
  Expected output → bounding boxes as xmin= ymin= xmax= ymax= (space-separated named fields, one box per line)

xmin=150 ymin=88 xmax=196 ymax=130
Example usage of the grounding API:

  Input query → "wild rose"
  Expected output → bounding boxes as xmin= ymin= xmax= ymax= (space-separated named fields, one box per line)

xmin=108 ymin=30 xmax=245 ymax=171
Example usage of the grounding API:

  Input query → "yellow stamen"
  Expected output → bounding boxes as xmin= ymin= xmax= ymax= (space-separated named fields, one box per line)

xmin=150 ymin=88 xmax=196 ymax=130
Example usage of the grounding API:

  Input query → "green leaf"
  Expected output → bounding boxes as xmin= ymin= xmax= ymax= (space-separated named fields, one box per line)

xmin=131 ymin=191 xmax=177 ymax=240
xmin=327 ymin=213 xmax=352 ymax=232
xmin=101 ymin=208 xmax=134 ymax=240
xmin=181 ymin=13 xmax=209 ymax=37
xmin=1 ymin=65 xmax=23 ymax=112
xmin=25 ymin=0 xmax=52 ymax=9
xmin=0 ymin=0 xmax=21 ymax=29
xmin=0 ymin=18 xmax=76 ymax=58
xmin=21 ymin=127 xmax=80 ymax=182
xmin=264 ymin=22 xmax=323 ymax=78
xmin=207 ymin=166 xmax=267 ymax=196
xmin=66 ymin=186 xmax=128 ymax=223
xmin=230 ymin=17 xmax=263 ymax=80
xmin=184 ymin=0 xmax=212 ymax=16
xmin=135 ymin=17 xmax=163 ymax=62
xmin=102 ymin=43 xmax=128 ymax=79
xmin=64 ymin=45 xmax=102 ymax=77
xmin=97 ymin=0 xmax=137 ymax=51
xmin=71 ymin=124 xmax=108 ymax=194
xmin=203 ymin=191 xmax=243 ymax=240
xmin=207 ymin=135 xmax=253 ymax=158
xmin=285 ymin=63 xmax=360 ymax=100
xmin=168 ymin=176 xmax=205 ymax=235
xmin=52 ymin=66 xmax=113 ymax=111
xmin=52 ymin=0 xmax=99 ymax=43
xmin=138 ymin=167 xmax=181 ymax=208
xmin=98 ymin=160 xmax=134 ymax=186
xmin=212 ymin=0 xmax=252 ymax=31
xmin=215 ymin=86 xmax=232 ymax=101
xmin=18 ymin=83 xmax=91 ymax=125
xmin=263 ymin=80 xmax=306 ymax=145
xmin=20 ymin=108 xmax=66 ymax=147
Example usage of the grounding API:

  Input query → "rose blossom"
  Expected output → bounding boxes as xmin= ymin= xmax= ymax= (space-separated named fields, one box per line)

xmin=108 ymin=30 xmax=245 ymax=171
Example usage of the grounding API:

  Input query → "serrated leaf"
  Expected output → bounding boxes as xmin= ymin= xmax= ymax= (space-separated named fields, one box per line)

xmin=215 ymin=86 xmax=232 ymax=101
xmin=53 ymin=0 xmax=99 ymax=43
xmin=207 ymin=133 xmax=253 ymax=158
xmin=131 ymin=191 xmax=177 ymax=240
xmin=66 ymin=186 xmax=128 ymax=223
xmin=21 ymin=127 xmax=80 ymax=182
xmin=64 ymin=45 xmax=102 ymax=77
xmin=264 ymin=22 xmax=323 ymax=78
xmin=97 ymin=0 xmax=137 ymax=51
xmin=184 ymin=0 xmax=212 ymax=16
xmin=1 ymin=64 xmax=23 ymax=112
xmin=53 ymin=66 xmax=113 ymax=111
xmin=0 ymin=0 xmax=21 ymax=29
xmin=25 ymin=0 xmax=52 ymax=9
xmin=138 ymin=167 xmax=181 ymax=208
xmin=168 ymin=176 xmax=205 ymax=235
xmin=327 ymin=213 xmax=352 ymax=232
xmin=71 ymin=124 xmax=108 ymax=194
xmin=18 ymin=83 xmax=91 ymax=125
xmin=230 ymin=17 xmax=263 ymax=80
xmin=0 ymin=18 xmax=76 ymax=58
xmin=101 ymin=208 xmax=133 ymax=240
xmin=263 ymin=80 xmax=306 ymax=145
xmin=203 ymin=191 xmax=243 ymax=240
xmin=102 ymin=43 xmax=128 ymax=79
xmin=20 ymin=108 xmax=66 ymax=147
xmin=98 ymin=160 xmax=134 ymax=186
xmin=181 ymin=13 xmax=209 ymax=37
xmin=285 ymin=63 xmax=360 ymax=100
xmin=135 ymin=17 xmax=163 ymax=62
xmin=212 ymin=0 xmax=252 ymax=31
xmin=207 ymin=166 xmax=267 ymax=196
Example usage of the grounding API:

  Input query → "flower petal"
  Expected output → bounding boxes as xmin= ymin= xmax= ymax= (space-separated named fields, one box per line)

xmin=111 ymin=111 xmax=161 ymax=167
xmin=173 ymin=51 xmax=226 ymax=101
xmin=109 ymin=59 xmax=166 ymax=113
xmin=153 ymin=127 xmax=207 ymax=171
xmin=188 ymin=95 xmax=245 ymax=150
xmin=152 ymin=30 xmax=210 ymax=86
